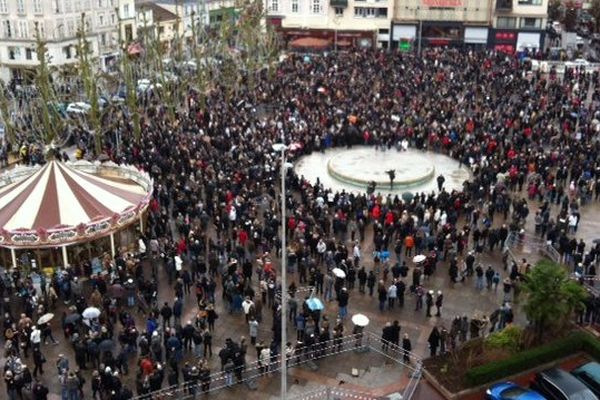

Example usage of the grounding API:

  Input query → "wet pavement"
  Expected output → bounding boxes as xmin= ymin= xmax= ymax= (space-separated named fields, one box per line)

xmin=3 ymin=156 xmax=600 ymax=399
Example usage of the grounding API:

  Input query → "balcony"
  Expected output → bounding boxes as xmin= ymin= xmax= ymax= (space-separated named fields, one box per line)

xmin=495 ymin=0 xmax=512 ymax=12
xmin=330 ymin=0 xmax=348 ymax=8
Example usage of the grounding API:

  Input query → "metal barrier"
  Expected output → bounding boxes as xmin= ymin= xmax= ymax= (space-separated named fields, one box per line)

xmin=131 ymin=331 xmax=422 ymax=400
xmin=289 ymin=387 xmax=382 ymax=400
xmin=504 ymin=232 xmax=599 ymax=296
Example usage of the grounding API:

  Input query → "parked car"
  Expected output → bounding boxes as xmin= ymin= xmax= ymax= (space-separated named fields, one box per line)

xmin=66 ymin=102 xmax=91 ymax=115
xmin=531 ymin=368 xmax=598 ymax=400
xmin=485 ymin=381 xmax=546 ymax=400
xmin=572 ymin=362 xmax=600 ymax=396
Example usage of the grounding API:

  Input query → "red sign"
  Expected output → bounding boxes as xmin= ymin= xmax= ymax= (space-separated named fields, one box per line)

xmin=495 ymin=32 xmax=516 ymax=41
xmin=422 ymin=0 xmax=462 ymax=6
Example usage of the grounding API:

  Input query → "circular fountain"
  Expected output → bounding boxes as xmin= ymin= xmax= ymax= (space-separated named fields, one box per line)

xmin=294 ymin=146 xmax=471 ymax=195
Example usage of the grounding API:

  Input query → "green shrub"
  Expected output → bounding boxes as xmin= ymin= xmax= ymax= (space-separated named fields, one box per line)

xmin=485 ymin=326 xmax=523 ymax=353
xmin=465 ymin=332 xmax=597 ymax=387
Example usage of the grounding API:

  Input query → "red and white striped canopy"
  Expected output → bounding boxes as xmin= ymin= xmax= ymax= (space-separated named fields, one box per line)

xmin=0 ymin=161 xmax=148 ymax=231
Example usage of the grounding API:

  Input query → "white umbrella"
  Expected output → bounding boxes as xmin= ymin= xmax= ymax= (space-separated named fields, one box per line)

xmin=82 ymin=307 xmax=101 ymax=319
xmin=351 ymin=314 xmax=370 ymax=327
xmin=332 ymin=268 xmax=346 ymax=279
xmin=37 ymin=313 xmax=54 ymax=325
xmin=412 ymin=255 xmax=426 ymax=263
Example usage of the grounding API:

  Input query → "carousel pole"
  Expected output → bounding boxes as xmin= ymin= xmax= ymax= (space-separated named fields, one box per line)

xmin=139 ymin=215 xmax=144 ymax=233
xmin=10 ymin=248 xmax=17 ymax=269
xmin=61 ymin=245 xmax=69 ymax=268
xmin=110 ymin=232 xmax=116 ymax=258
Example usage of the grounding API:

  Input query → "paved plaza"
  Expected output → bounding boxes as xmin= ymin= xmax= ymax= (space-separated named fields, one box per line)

xmin=4 ymin=144 xmax=599 ymax=399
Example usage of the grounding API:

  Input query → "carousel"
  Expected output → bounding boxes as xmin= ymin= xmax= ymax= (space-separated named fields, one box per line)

xmin=0 ymin=160 xmax=153 ymax=272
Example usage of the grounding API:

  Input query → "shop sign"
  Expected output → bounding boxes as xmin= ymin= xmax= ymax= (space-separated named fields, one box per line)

xmin=422 ymin=0 xmax=462 ymax=6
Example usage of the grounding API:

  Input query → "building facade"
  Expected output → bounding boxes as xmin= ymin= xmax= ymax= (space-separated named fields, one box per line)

xmin=491 ymin=0 xmax=548 ymax=53
xmin=267 ymin=0 xmax=394 ymax=49
xmin=392 ymin=0 xmax=493 ymax=50
xmin=0 ymin=0 xmax=122 ymax=83
xmin=268 ymin=0 xmax=548 ymax=51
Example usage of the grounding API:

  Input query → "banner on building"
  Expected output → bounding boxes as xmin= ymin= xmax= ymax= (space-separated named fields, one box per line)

xmin=422 ymin=0 xmax=462 ymax=6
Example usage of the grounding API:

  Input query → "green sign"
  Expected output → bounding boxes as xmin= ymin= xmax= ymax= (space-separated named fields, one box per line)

xmin=399 ymin=41 xmax=411 ymax=52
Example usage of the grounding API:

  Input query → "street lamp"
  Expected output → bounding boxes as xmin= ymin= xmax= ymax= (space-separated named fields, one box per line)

xmin=272 ymin=142 xmax=292 ymax=399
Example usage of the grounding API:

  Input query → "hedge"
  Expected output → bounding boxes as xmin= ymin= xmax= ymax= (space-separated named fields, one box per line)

xmin=465 ymin=332 xmax=600 ymax=387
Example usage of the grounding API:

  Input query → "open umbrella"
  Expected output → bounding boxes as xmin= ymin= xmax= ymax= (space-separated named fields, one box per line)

xmin=351 ymin=314 xmax=370 ymax=327
xmin=99 ymin=339 xmax=114 ymax=352
xmin=402 ymin=192 xmax=414 ymax=202
xmin=82 ymin=307 xmax=101 ymax=319
xmin=64 ymin=313 xmax=81 ymax=325
xmin=332 ymin=268 xmax=346 ymax=279
xmin=306 ymin=297 xmax=324 ymax=311
xmin=412 ymin=255 xmax=426 ymax=264
xmin=37 ymin=313 xmax=54 ymax=325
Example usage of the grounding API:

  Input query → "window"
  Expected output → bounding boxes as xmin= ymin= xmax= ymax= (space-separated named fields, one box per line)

xmin=123 ymin=4 xmax=129 ymax=18
xmin=335 ymin=7 xmax=343 ymax=16
xmin=67 ymin=20 xmax=75 ymax=37
xmin=311 ymin=0 xmax=321 ymax=13
xmin=25 ymin=48 xmax=33 ymax=60
xmin=270 ymin=0 xmax=279 ymax=12
xmin=100 ymin=33 xmax=106 ymax=46
xmin=291 ymin=0 xmax=298 ymax=12
xmin=16 ymin=0 xmax=24 ymax=14
xmin=33 ymin=0 xmax=42 ymax=14
xmin=111 ymin=13 xmax=115 ymax=25
xmin=518 ymin=0 xmax=542 ymax=4
xmin=99 ymin=15 xmax=104 ymax=26
xmin=521 ymin=17 xmax=541 ymax=29
xmin=63 ymin=46 xmax=72 ymax=59
xmin=0 ymin=0 xmax=7 ymax=14
xmin=4 ymin=20 xmax=11 ymax=38
xmin=37 ymin=21 xmax=45 ymax=38
xmin=54 ymin=0 xmax=61 ymax=13
xmin=354 ymin=7 xmax=387 ymax=18
xmin=8 ymin=47 xmax=20 ymax=60
xmin=496 ymin=16 xmax=517 ymax=28
xmin=64 ymin=0 xmax=72 ymax=13
xmin=18 ymin=20 xmax=27 ymax=38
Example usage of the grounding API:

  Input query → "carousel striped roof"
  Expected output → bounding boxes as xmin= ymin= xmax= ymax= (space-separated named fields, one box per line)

xmin=0 ymin=161 xmax=148 ymax=231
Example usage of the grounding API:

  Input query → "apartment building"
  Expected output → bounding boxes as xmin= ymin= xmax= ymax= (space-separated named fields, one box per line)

xmin=267 ymin=0 xmax=394 ymax=49
xmin=0 ymin=0 xmax=122 ymax=83
xmin=392 ymin=0 xmax=493 ymax=50
xmin=119 ymin=0 xmax=136 ymax=42
xmin=491 ymin=0 xmax=548 ymax=52
xmin=268 ymin=0 xmax=548 ymax=51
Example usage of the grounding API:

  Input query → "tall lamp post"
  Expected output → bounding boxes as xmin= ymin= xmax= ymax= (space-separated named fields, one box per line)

xmin=272 ymin=142 xmax=291 ymax=399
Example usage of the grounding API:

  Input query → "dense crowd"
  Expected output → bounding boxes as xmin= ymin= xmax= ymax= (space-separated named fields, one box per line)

xmin=2 ymin=48 xmax=600 ymax=400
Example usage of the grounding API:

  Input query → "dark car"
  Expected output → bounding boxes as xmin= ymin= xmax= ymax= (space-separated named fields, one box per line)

xmin=572 ymin=362 xmax=600 ymax=396
xmin=531 ymin=368 xmax=598 ymax=400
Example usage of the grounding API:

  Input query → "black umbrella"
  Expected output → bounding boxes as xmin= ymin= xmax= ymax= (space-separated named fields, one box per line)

xmin=99 ymin=339 xmax=114 ymax=352
xmin=64 ymin=313 xmax=81 ymax=325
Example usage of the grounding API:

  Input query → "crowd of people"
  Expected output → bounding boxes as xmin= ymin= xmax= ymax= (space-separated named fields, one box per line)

xmin=1 ymin=47 xmax=600 ymax=399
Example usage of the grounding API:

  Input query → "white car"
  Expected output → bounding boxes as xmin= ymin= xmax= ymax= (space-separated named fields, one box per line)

xmin=66 ymin=102 xmax=91 ymax=114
